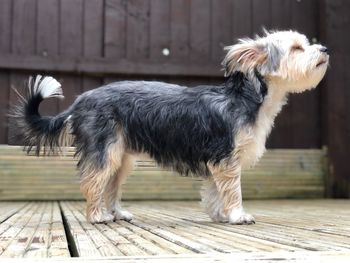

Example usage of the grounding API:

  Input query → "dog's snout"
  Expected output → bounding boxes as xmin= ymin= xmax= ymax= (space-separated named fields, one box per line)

xmin=320 ymin=46 xmax=329 ymax=54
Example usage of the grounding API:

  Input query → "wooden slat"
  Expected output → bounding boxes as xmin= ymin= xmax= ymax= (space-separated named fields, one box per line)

xmin=36 ymin=0 xmax=60 ymax=117
xmin=81 ymin=0 xmax=104 ymax=94
xmin=1 ymin=200 xmax=350 ymax=259
xmin=8 ymin=0 xmax=37 ymax=145
xmin=126 ymin=0 xmax=150 ymax=60
xmin=320 ymin=0 xmax=350 ymax=198
xmin=104 ymin=0 xmax=127 ymax=59
xmin=2 ymin=252 xmax=350 ymax=262
xmin=0 ymin=146 xmax=326 ymax=200
xmin=0 ymin=202 xmax=70 ymax=258
xmin=251 ymin=0 xmax=271 ymax=33
xmin=210 ymin=0 xmax=232 ymax=62
xmin=0 ymin=0 xmax=11 ymax=144
xmin=0 ymin=53 xmax=223 ymax=77
xmin=150 ymin=0 xmax=170 ymax=61
xmin=59 ymin=200 xmax=350 ymax=258
xmin=170 ymin=0 xmax=190 ymax=60
xmin=59 ymin=0 xmax=84 ymax=112
xmin=190 ymin=0 xmax=210 ymax=62
xmin=232 ymin=0 xmax=252 ymax=38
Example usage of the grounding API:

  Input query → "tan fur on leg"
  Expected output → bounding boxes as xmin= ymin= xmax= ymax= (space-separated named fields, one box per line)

xmin=201 ymin=179 xmax=228 ymax=222
xmin=208 ymin=155 xmax=255 ymax=224
xmin=104 ymin=154 xmax=134 ymax=221
xmin=80 ymin=138 xmax=125 ymax=223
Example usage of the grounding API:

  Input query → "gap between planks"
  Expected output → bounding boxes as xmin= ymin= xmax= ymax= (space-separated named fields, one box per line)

xmin=1 ymin=200 xmax=350 ymax=259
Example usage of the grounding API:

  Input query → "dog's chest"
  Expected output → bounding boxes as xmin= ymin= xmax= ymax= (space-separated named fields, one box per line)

xmin=236 ymin=88 xmax=286 ymax=169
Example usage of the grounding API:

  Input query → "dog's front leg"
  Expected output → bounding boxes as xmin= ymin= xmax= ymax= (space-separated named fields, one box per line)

xmin=207 ymin=157 xmax=255 ymax=225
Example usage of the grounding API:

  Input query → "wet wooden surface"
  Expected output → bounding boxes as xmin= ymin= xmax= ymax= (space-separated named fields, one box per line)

xmin=0 ymin=200 xmax=349 ymax=261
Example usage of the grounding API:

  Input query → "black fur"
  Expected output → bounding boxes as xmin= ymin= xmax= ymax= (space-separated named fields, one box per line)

xmin=12 ymin=81 xmax=69 ymax=156
xmin=15 ymin=71 xmax=267 ymax=176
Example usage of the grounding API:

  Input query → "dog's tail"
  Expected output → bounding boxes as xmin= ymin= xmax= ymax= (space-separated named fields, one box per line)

xmin=11 ymin=75 xmax=73 ymax=155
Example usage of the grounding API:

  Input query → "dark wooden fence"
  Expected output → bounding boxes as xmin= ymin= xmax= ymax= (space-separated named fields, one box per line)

xmin=0 ymin=0 xmax=349 ymax=197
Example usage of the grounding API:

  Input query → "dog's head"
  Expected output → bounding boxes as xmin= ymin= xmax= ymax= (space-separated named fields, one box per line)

xmin=223 ymin=30 xmax=329 ymax=93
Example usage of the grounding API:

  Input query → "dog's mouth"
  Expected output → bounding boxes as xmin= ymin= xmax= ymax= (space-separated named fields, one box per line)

xmin=316 ymin=59 xmax=328 ymax=68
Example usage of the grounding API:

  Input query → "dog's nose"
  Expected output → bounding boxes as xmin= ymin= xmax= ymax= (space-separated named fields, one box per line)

xmin=320 ymin=46 xmax=329 ymax=54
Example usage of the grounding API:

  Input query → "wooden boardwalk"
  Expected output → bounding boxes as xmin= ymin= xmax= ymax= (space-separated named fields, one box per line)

xmin=0 ymin=200 xmax=349 ymax=261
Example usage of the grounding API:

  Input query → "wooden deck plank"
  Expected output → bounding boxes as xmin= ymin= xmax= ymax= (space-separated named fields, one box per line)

xmin=73 ymin=203 xmax=172 ymax=256
xmin=131 ymin=205 xmax=303 ymax=252
xmin=146 ymin=201 xmax=350 ymax=251
xmin=60 ymin=202 xmax=114 ymax=257
xmin=1 ymin=200 xmax=350 ymax=259
xmin=22 ymin=202 xmax=53 ymax=258
xmin=1 ymin=251 xmax=350 ymax=262
xmin=1 ymin=202 xmax=46 ymax=257
xmin=0 ymin=202 xmax=70 ymax=258
xmin=0 ymin=202 xmax=37 ymax=256
xmin=47 ymin=202 xmax=70 ymax=257
xmin=0 ymin=202 xmax=27 ymax=223
xmin=66 ymin=201 xmax=143 ymax=256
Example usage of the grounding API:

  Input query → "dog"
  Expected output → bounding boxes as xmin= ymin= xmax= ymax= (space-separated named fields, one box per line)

xmin=13 ymin=30 xmax=329 ymax=224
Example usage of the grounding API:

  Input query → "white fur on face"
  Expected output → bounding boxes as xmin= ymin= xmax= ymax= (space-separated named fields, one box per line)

xmin=224 ymin=30 xmax=329 ymax=94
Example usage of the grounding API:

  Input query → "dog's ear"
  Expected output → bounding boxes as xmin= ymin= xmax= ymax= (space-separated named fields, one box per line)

xmin=223 ymin=40 xmax=268 ymax=76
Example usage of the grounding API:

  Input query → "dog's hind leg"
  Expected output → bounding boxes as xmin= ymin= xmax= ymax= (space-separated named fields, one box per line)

xmin=104 ymin=154 xmax=134 ymax=221
xmin=80 ymin=140 xmax=125 ymax=224
xmin=206 ymin=156 xmax=255 ymax=225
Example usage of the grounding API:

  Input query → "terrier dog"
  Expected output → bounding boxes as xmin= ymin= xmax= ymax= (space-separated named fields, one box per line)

xmin=13 ymin=30 xmax=329 ymax=224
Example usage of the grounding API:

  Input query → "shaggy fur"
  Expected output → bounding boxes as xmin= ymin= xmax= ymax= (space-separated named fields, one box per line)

xmin=12 ymin=30 xmax=329 ymax=224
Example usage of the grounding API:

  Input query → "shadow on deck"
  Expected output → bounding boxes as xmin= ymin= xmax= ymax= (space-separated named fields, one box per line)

xmin=0 ymin=200 xmax=349 ymax=262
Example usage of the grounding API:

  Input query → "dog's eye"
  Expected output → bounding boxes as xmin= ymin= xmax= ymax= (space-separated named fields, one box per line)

xmin=291 ymin=45 xmax=304 ymax=52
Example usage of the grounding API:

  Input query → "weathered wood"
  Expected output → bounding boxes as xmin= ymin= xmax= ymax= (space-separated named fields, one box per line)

xmin=0 ymin=53 xmax=223 ymax=77
xmin=169 ymin=0 xmax=190 ymax=60
xmin=127 ymin=0 xmax=150 ymax=60
xmin=36 ymin=0 xmax=60 ymax=117
xmin=0 ymin=202 xmax=70 ymax=258
xmin=150 ymin=0 xmax=170 ymax=61
xmin=319 ymin=0 xmax=350 ymax=198
xmin=0 ymin=145 xmax=326 ymax=200
xmin=0 ymin=0 xmax=11 ymax=144
xmin=190 ymin=0 xmax=210 ymax=62
xmin=1 ymin=200 xmax=350 ymax=259
xmin=211 ymin=0 xmax=232 ymax=62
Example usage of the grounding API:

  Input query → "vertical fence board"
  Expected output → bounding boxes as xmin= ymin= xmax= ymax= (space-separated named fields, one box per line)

xmin=170 ymin=0 xmax=190 ymax=60
xmin=232 ymin=0 xmax=252 ymax=38
xmin=211 ymin=0 xmax=232 ymax=63
xmin=320 ymin=0 xmax=350 ymax=197
xmin=83 ymin=0 xmax=104 ymax=91
xmin=104 ymin=0 xmax=127 ymax=84
xmin=104 ymin=0 xmax=127 ymax=59
xmin=150 ymin=0 xmax=170 ymax=61
xmin=190 ymin=0 xmax=211 ymax=62
xmin=9 ymin=0 xmax=37 ymax=144
xmin=0 ymin=0 xmax=12 ymax=143
xmin=251 ymin=0 xmax=271 ymax=34
xmin=126 ymin=0 xmax=150 ymax=60
xmin=12 ymin=0 xmax=36 ymax=55
xmin=59 ymin=0 xmax=83 ymax=111
xmin=36 ymin=0 xmax=60 ymax=116
xmin=270 ymin=0 xmax=291 ymax=30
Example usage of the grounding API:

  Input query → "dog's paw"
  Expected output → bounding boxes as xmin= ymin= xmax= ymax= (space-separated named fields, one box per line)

xmin=113 ymin=209 xmax=133 ymax=222
xmin=229 ymin=208 xmax=255 ymax=225
xmin=89 ymin=212 xmax=114 ymax=224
